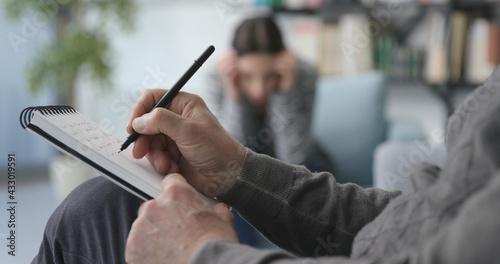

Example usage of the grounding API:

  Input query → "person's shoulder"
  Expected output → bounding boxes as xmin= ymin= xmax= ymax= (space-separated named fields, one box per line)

xmin=205 ymin=64 xmax=225 ymax=93
xmin=206 ymin=64 xmax=221 ymax=81
xmin=296 ymin=57 xmax=317 ymax=78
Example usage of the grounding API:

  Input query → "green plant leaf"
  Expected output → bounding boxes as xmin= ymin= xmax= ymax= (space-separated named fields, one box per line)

xmin=4 ymin=0 xmax=138 ymax=103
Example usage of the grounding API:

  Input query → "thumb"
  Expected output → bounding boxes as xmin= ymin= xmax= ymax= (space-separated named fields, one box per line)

xmin=132 ymin=108 xmax=184 ymax=137
xmin=212 ymin=203 xmax=234 ymax=226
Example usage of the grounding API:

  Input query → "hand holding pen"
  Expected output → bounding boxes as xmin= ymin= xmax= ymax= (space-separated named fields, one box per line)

xmin=120 ymin=45 xmax=215 ymax=153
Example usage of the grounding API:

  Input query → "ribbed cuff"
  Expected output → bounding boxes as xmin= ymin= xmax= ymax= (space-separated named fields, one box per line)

xmin=218 ymin=148 xmax=298 ymax=227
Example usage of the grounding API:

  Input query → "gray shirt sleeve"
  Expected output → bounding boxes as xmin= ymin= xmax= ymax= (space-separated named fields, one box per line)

xmin=267 ymin=60 xmax=318 ymax=165
xmin=191 ymin=169 xmax=500 ymax=264
xmin=214 ymin=149 xmax=401 ymax=258
xmin=205 ymin=68 xmax=258 ymax=145
xmin=191 ymin=150 xmax=500 ymax=264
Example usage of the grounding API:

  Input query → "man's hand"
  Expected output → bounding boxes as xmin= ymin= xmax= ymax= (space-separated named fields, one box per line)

xmin=218 ymin=50 xmax=242 ymax=101
xmin=125 ymin=173 xmax=238 ymax=264
xmin=126 ymin=90 xmax=246 ymax=197
xmin=274 ymin=50 xmax=297 ymax=92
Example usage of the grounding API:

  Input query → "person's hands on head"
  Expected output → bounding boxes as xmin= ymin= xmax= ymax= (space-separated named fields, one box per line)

xmin=274 ymin=50 xmax=297 ymax=93
xmin=126 ymin=90 xmax=246 ymax=197
xmin=125 ymin=173 xmax=238 ymax=264
xmin=218 ymin=50 xmax=242 ymax=101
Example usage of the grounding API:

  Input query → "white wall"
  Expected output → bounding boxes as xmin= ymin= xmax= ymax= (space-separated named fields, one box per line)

xmin=78 ymin=1 xmax=260 ymax=140
xmin=0 ymin=0 xmax=57 ymax=166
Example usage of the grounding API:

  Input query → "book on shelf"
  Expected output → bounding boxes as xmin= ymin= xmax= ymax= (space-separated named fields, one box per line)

xmin=274 ymin=0 xmax=499 ymax=84
xmin=418 ymin=9 xmax=500 ymax=85
xmin=489 ymin=24 xmax=500 ymax=68
xmin=373 ymin=35 xmax=424 ymax=81
xmin=465 ymin=18 xmax=500 ymax=84
xmin=319 ymin=23 xmax=342 ymax=75
xmin=417 ymin=0 xmax=449 ymax=4
xmin=339 ymin=14 xmax=374 ymax=75
xmin=319 ymin=14 xmax=375 ymax=76
xmin=360 ymin=0 xmax=449 ymax=5
xmin=255 ymin=0 xmax=323 ymax=9
xmin=449 ymin=11 xmax=469 ymax=83
xmin=424 ymin=10 xmax=448 ymax=84
xmin=281 ymin=16 xmax=322 ymax=64
xmin=283 ymin=0 xmax=306 ymax=9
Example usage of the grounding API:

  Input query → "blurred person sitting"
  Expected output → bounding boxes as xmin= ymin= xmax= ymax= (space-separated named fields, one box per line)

xmin=207 ymin=16 xmax=332 ymax=173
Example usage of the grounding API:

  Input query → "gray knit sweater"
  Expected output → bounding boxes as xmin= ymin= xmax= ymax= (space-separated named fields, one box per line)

xmin=205 ymin=59 xmax=332 ymax=172
xmin=191 ymin=66 xmax=500 ymax=264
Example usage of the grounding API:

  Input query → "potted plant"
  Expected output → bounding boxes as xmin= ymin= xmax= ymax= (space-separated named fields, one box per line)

xmin=4 ymin=0 xmax=137 ymax=200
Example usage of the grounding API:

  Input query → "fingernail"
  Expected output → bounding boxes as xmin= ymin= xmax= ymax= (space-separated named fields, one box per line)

xmin=154 ymin=160 xmax=161 ymax=173
xmin=132 ymin=117 xmax=146 ymax=132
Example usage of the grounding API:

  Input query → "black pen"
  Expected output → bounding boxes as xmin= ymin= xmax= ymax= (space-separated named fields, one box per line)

xmin=119 ymin=45 xmax=215 ymax=153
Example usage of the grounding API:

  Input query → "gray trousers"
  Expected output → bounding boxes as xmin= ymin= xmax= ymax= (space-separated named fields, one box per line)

xmin=32 ymin=176 xmax=143 ymax=264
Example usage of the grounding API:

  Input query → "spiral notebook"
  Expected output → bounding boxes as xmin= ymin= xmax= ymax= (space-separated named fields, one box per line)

xmin=20 ymin=105 xmax=216 ymax=204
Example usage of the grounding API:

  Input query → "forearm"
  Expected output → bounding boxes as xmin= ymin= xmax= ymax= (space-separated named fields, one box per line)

xmin=190 ymin=240 xmax=368 ymax=264
xmin=219 ymin=149 xmax=401 ymax=257
xmin=195 ymin=173 xmax=500 ymax=264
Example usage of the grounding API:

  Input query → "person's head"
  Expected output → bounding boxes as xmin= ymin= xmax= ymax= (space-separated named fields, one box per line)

xmin=232 ymin=16 xmax=285 ymax=110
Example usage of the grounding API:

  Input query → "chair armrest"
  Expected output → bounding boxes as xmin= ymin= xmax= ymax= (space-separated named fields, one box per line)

xmin=373 ymin=141 xmax=446 ymax=191
xmin=387 ymin=118 xmax=425 ymax=142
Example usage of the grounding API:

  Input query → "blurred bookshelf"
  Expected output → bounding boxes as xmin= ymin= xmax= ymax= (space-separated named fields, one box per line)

xmin=254 ymin=0 xmax=500 ymax=113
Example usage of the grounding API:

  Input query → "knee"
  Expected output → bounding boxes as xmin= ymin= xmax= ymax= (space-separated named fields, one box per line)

xmin=48 ymin=177 xmax=142 ymax=226
xmin=36 ymin=177 xmax=142 ymax=263
xmin=63 ymin=176 xmax=142 ymax=215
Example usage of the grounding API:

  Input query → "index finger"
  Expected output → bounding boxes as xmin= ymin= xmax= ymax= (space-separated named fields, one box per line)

xmin=161 ymin=172 xmax=188 ymax=191
xmin=126 ymin=89 xmax=168 ymax=133
xmin=161 ymin=173 xmax=212 ymax=210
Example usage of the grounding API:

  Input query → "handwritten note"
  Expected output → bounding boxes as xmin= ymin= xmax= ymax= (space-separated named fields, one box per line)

xmin=59 ymin=117 xmax=120 ymax=158
xmin=29 ymin=109 xmax=216 ymax=204
xmin=33 ymin=111 xmax=164 ymax=199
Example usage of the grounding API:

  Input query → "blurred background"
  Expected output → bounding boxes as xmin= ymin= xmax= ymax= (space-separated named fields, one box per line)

xmin=1 ymin=0 xmax=499 ymax=262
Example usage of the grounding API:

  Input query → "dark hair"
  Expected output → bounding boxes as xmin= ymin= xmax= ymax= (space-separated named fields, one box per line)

xmin=232 ymin=16 xmax=285 ymax=56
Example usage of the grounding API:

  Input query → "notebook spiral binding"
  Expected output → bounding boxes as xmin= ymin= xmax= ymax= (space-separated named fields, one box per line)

xmin=20 ymin=105 xmax=76 ymax=129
